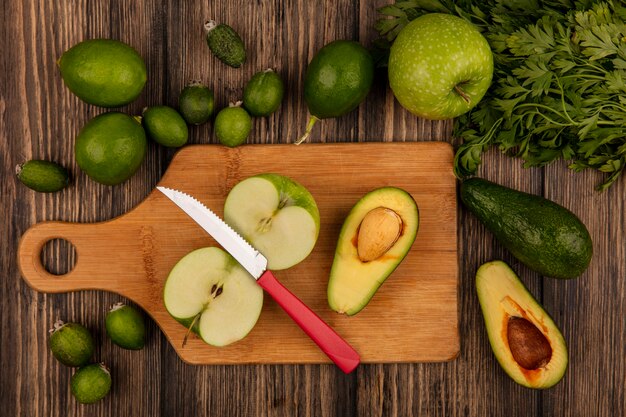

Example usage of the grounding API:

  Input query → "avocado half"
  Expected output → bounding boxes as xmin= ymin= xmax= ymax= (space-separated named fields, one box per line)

xmin=327 ymin=187 xmax=419 ymax=316
xmin=476 ymin=261 xmax=568 ymax=389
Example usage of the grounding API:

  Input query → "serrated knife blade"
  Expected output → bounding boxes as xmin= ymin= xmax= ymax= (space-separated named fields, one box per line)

xmin=157 ymin=186 xmax=267 ymax=278
xmin=157 ymin=185 xmax=360 ymax=373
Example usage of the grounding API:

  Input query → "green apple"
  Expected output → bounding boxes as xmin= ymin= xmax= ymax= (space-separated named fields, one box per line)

xmin=163 ymin=247 xmax=263 ymax=347
xmin=388 ymin=13 xmax=493 ymax=120
xmin=223 ymin=173 xmax=320 ymax=270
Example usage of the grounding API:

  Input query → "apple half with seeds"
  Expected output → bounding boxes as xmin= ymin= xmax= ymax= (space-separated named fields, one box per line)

xmin=163 ymin=247 xmax=263 ymax=347
xmin=224 ymin=173 xmax=320 ymax=270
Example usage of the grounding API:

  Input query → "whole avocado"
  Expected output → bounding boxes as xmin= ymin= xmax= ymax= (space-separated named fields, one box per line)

xmin=304 ymin=40 xmax=374 ymax=119
xmin=296 ymin=40 xmax=374 ymax=144
xmin=461 ymin=178 xmax=593 ymax=279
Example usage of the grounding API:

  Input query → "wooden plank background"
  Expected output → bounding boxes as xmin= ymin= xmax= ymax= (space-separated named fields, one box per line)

xmin=0 ymin=0 xmax=624 ymax=416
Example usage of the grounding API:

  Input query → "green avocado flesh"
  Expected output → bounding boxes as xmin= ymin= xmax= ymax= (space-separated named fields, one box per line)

xmin=476 ymin=261 xmax=568 ymax=389
xmin=461 ymin=178 xmax=592 ymax=279
xmin=327 ymin=187 xmax=419 ymax=316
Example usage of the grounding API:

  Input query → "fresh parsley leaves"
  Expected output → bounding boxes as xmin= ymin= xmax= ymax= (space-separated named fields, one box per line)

xmin=377 ymin=0 xmax=626 ymax=189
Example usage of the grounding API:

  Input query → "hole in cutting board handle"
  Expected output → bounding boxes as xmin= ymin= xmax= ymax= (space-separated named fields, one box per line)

xmin=40 ymin=238 xmax=77 ymax=276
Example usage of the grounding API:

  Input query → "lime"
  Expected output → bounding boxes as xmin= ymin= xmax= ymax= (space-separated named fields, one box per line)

xmin=214 ymin=104 xmax=252 ymax=147
xmin=243 ymin=69 xmax=284 ymax=116
xmin=142 ymin=106 xmax=188 ymax=148
xmin=58 ymin=39 xmax=147 ymax=107
xmin=105 ymin=303 xmax=146 ymax=350
xmin=48 ymin=320 xmax=94 ymax=367
xmin=70 ymin=363 xmax=112 ymax=404
xmin=179 ymin=83 xmax=215 ymax=125
xmin=297 ymin=40 xmax=374 ymax=144
xmin=75 ymin=112 xmax=147 ymax=185
xmin=16 ymin=160 xmax=69 ymax=193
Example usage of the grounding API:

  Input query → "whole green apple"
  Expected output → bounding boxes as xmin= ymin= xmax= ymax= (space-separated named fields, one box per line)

xmin=388 ymin=13 xmax=493 ymax=120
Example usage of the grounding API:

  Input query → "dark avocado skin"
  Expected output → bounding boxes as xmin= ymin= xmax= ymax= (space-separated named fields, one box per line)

xmin=461 ymin=178 xmax=592 ymax=279
xmin=304 ymin=40 xmax=374 ymax=119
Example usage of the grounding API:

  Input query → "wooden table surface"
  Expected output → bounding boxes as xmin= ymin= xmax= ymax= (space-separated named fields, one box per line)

xmin=1 ymin=1 xmax=624 ymax=416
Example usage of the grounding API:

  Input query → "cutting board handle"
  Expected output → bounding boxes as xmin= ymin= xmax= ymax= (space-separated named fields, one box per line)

xmin=18 ymin=221 xmax=121 ymax=294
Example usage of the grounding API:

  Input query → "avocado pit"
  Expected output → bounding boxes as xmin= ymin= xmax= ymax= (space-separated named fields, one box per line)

xmin=507 ymin=316 xmax=552 ymax=370
xmin=357 ymin=207 xmax=403 ymax=262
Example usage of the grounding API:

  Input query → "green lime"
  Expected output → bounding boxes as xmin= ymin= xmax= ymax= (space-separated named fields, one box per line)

xmin=70 ymin=363 xmax=112 ymax=404
xmin=16 ymin=160 xmax=69 ymax=193
xmin=243 ymin=69 xmax=284 ymax=116
xmin=58 ymin=39 xmax=147 ymax=107
xmin=142 ymin=106 xmax=188 ymax=148
xmin=214 ymin=104 xmax=252 ymax=147
xmin=105 ymin=303 xmax=146 ymax=350
xmin=48 ymin=321 xmax=94 ymax=367
xmin=297 ymin=40 xmax=374 ymax=144
xmin=75 ymin=112 xmax=147 ymax=185
xmin=179 ymin=83 xmax=215 ymax=125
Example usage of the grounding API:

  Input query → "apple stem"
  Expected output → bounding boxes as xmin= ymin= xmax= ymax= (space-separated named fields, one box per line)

xmin=294 ymin=115 xmax=319 ymax=145
xmin=182 ymin=313 xmax=201 ymax=348
xmin=454 ymin=85 xmax=471 ymax=105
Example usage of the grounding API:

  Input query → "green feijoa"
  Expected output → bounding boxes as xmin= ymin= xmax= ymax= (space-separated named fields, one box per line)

xmin=243 ymin=69 xmax=285 ymax=117
xmin=179 ymin=83 xmax=215 ymax=125
xmin=75 ymin=112 xmax=147 ymax=186
xmin=105 ymin=303 xmax=146 ymax=350
xmin=204 ymin=21 xmax=246 ymax=68
xmin=297 ymin=40 xmax=374 ymax=144
xmin=70 ymin=363 xmax=112 ymax=404
xmin=16 ymin=160 xmax=69 ymax=193
xmin=58 ymin=39 xmax=147 ymax=107
xmin=214 ymin=103 xmax=252 ymax=147
xmin=48 ymin=321 xmax=94 ymax=367
xmin=142 ymin=106 xmax=188 ymax=148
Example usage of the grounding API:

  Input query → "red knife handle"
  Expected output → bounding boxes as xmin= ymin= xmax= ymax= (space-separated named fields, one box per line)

xmin=257 ymin=270 xmax=360 ymax=373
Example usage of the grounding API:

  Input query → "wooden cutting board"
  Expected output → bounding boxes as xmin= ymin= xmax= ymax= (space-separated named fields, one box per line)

xmin=18 ymin=142 xmax=459 ymax=365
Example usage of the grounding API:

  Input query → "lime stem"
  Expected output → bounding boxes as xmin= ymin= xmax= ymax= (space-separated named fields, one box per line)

xmin=454 ymin=85 xmax=471 ymax=105
xmin=295 ymin=115 xmax=319 ymax=145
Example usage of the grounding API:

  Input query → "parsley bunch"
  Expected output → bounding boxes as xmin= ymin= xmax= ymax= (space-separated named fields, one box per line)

xmin=376 ymin=0 xmax=626 ymax=189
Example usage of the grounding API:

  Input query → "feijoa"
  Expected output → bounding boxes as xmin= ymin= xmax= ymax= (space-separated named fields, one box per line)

xmin=297 ymin=40 xmax=374 ymax=144
xmin=48 ymin=320 xmax=94 ymax=367
xmin=215 ymin=103 xmax=252 ymax=147
xmin=58 ymin=39 xmax=147 ymax=107
xmin=179 ymin=83 xmax=215 ymax=125
xmin=75 ymin=112 xmax=147 ymax=185
xmin=105 ymin=303 xmax=146 ymax=350
xmin=204 ymin=21 xmax=246 ymax=68
xmin=16 ymin=160 xmax=69 ymax=193
xmin=243 ymin=69 xmax=284 ymax=117
xmin=70 ymin=363 xmax=112 ymax=404
xmin=142 ymin=106 xmax=188 ymax=148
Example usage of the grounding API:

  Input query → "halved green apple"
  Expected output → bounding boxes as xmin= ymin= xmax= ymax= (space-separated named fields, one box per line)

xmin=223 ymin=173 xmax=320 ymax=270
xmin=163 ymin=247 xmax=263 ymax=346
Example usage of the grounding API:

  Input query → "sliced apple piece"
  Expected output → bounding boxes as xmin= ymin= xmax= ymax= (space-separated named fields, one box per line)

xmin=163 ymin=247 xmax=263 ymax=347
xmin=223 ymin=173 xmax=320 ymax=270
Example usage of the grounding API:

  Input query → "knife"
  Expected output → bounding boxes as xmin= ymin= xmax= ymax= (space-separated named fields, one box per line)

xmin=157 ymin=186 xmax=360 ymax=373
